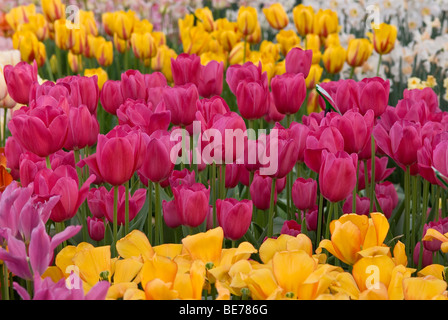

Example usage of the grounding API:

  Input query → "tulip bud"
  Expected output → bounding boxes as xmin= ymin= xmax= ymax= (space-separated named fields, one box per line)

xmin=373 ymin=23 xmax=397 ymax=55
xmin=217 ymin=198 xmax=253 ymax=240
xmin=94 ymin=39 xmax=113 ymax=67
xmin=293 ymin=4 xmax=315 ymax=36
xmin=322 ymin=45 xmax=346 ymax=74
xmin=87 ymin=216 xmax=106 ymax=242
xmin=292 ymin=178 xmax=317 ymax=211
xmin=346 ymin=38 xmax=373 ymax=68
xmin=237 ymin=6 xmax=258 ymax=36
xmin=42 ymin=0 xmax=65 ymax=23
xmin=100 ymin=80 xmax=124 ymax=115
xmin=131 ymin=32 xmax=157 ymax=60
xmin=314 ymin=9 xmax=339 ymax=38
xmin=285 ymin=47 xmax=313 ymax=78
xmin=270 ymin=73 xmax=307 ymax=115
xmin=263 ymin=3 xmax=289 ymax=30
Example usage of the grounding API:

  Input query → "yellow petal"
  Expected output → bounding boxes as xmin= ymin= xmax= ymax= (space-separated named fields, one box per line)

xmin=388 ymin=264 xmax=410 ymax=300
xmin=331 ymin=221 xmax=363 ymax=265
xmin=181 ymin=227 xmax=223 ymax=264
xmin=245 ymin=268 xmax=279 ymax=300
xmin=116 ymin=229 xmax=154 ymax=261
xmin=153 ymin=243 xmax=183 ymax=259
xmin=113 ymin=258 xmax=143 ymax=284
xmin=357 ymin=246 xmax=391 ymax=258
xmin=106 ymin=282 xmax=137 ymax=300
xmin=403 ymin=276 xmax=447 ymax=300
xmin=140 ymin=254 xmax=178 ymax=289
xmin=417 ymin=264 xmax=445 ymax=280
xmin=370 ymin=212 xmax=389 ymax=245
xmin=392 ymin=241 xmax=408 ymax=267
xmin=72 ymin=246 xmax=111 ymax=287
xmin=41 ymin=266 xmax=65 ymax=283
xmin=352 ymin=255 xmax=396 ymax=292
xmin=330 ymin=272 xmax=360 ymax=300
xmin=259 ymin=234 xmax=295 ymax=264
xmin=123 ymin=288 xmax=146 ymax=300
xmin=286 ymin=234 xmax=313 ymax=256
xmin=359 ymin=282 xmax=389 ymax=300
xmin=215 ymin=280 xmax=231 ymax=300
xmin=56 ymin=242 xmax=94 ymax=276
xmin=145 ymin=279 xmax=178 ymax=300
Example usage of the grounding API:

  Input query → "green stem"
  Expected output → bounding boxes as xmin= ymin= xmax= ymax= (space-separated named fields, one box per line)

xmin=325 ymin=202 xmax=334 ymax=240
xmin=2 ymin=108 xmax=7 ymax=147
xmin=353 ymin=160 xmax=359 ymax=213
xmin=267 ymin=178 xmax=277 ymax=238
xmin=220 ymin=164 xmax=226 ymax=199
xmin=147 ymin=181 xmax=153 ymax=243
xmin=46 ymin=156 xmax=52 ymax=170
xmin=243 ymin=36 xmax=247 ymax=64
xmin=404 ymin=167 xmax=411 ymax=257
xmin=211 ymin=162 xmax=217 ymax=228
xmin=125 ymin=181 xmax=130 ymax=235
xmin=154 ymin=182 xmax=163 ymax=245
xmin=369 ymin=135 xmax=376 ymax=212
xmin=364 ymin=160 xmax=369 ymax=198
xmin=316 ymin=192 xmax=324 ymax=248
xmin=376 ymin=54 xmax=383 ymax=77
xmin=113 ymin=185 xmax=118 ymax=257
xmin=1 ymin=264 xmax=8 ymax=300
xmin=411 ymin=175 xmax=419 ymax=259
xmin=349 ymin=66 xmax=355 ymax=79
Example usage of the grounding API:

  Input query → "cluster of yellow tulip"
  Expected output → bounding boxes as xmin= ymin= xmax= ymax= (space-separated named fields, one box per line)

xmin=46 ymin=212 xmax=447 ymax=300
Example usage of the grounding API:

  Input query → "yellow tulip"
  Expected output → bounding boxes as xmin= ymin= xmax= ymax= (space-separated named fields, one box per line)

xmin=112 ymin=32 xmax=128 ymax=54
xmin=305 ymin=33 xmax=321 ymax=64
xmin=263 ymin=3 xmax=289 ymax=30
xmin=322 ymin=45 xmax=346 ymax=74
xmin=72 ymin=245 xmax=112 ymax=288
xmin=260 ymin=40 xmax=281 ymax=63
xmin=70 ymin=26 xmax=87 ymax=56
xmin=422 ymin=228 xmax=448 ymax=253
xmin=245 ymin=267 xmax=282 ymax=300
xmin=259 ymin=234 xmax=313 ymax=264
xmin=181 ymin=227 xmax=224 ymax=266
xmin=392 ymin=240 xmax=408 ymax=267
xmin=246 ymin=22 xmax=261 ymax=45
xmin=387 ymin=264 xmax=415 ymax=300
xmin=346 ymin=38 xmax=373 ymax=68
xmin=403 ymin=276 xmax=448 ymax=300
xmin=12 ymin=30 xmax=40 ymax=64
xmin=276 ymin=29 xmax=301 ymax=57
xmin=317 ymin=212 xmax=390 ymax=265
xmin=373 ymin=23 xmax=397 ymax=55
xmin=314 ymin=9 xmax=339 ymax=38
xmin=133 ymin=19 xmax=153 ymax=35
xmin=95 ymin=39 xmax=113 ymax=67
xmin=327 ymin=271 xmax=360 ymax=299
xmin=113 ymin=11 xmax=135 ymax=40
xmin=306 ymin=88 xmax=322 ymax=115
xmin=79 ymin=10 xmax=98 ymax=36
xmin=237 ymin=6 xmax=258 ymax=36
xmin=200 ymin=51 xmax=227 ymax=68
xmin=5 ymin=4 xmax=36 ymax=31
xmin=84 ymin=67 xmax=108 ymax=90
xmin=325 ymin=32 xmax=340 ymax=48
xmin=182 ymin=25 xmax=210 ymax=55
xmin=228 ymin=41 xmax=250 ymax=65
xmin=305 ymin=64 xmax=323 ymax=90
xmin=140 ymin=254 xmax=178 ymax=290
xmin=195 ymin=7 xmax=215 ymax=32
xmin=42 ymin=0 xmax=65 ymax=23
xmin=102 ymin=12 xmax=115 ymax=36
xmin=178 ymin=13 xmax=195 ymax=37
xmin=173 ymin=260 xmax=206 ymax=300
xmin=292 ymin=4 xmax=314 ymax=36
xmin=218 ymin=29 xmax=239 ymax=52
xmin=151 ymin=31 xmax=166 ymax=47
xmin=17 ymin=13 xmax=49 ymax=41
xmin=116 ymin=229 xmax=155 ymax=262
xmin=130 ymin=32 xmax=157 ymax=60
xmin=274 ymin=60 xmax=286 ymax=76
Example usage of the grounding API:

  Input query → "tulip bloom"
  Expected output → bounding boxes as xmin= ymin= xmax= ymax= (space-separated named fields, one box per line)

xmin=346 ymin=38 xmax=373 ymax=68
xmin=171 ymin=53 xmax=201 ymax=87
xmin=284 ymin=47 xmax=313 ymax=78
xmin=121 ymin=69 xmax=147 ymax=102
xmin=322 ymin=45 xmax=346 ymax=74
xmin=357 ymin=77 xmax=390 ymax=117
xmin=131 ymin=32 xmax=157 ymax=61
xmin=235 ymin=79 xmax=270 ymax=120
xmin=41 ymin=0 xmax=65 ymax=22
xmin=162 ymin=182 xmax=210 ymax=228
xmin=263 ymin=3 xmax=289 ymax=30
xmin=197 ymin=60 xmax=224 ymax=98
xmin=216 ymin=198 xmax=253 ymax=240
xmin=100 ymin=80 xmax=125 ymax=115
xmin=292 ymin=178 xmax=317 ymax=211
xmin=79 ymin=126 xmax=145 ymax=186
xmin=225 ymin=61 xmax=266 ymax=95
xmin=270 ymin=73 xmax=306 ymax=116
xmin=63 ymin=104 xmax=99 ymax=151
xmin=249 ymin=171 xmax=285 ymax=210
xmin=237 ymin=6 xmax=258 ymax=36
xmin=319 ymin=150 xmax=358 ymax=203
xmin=87 ymin=216 xmax=105 ymax=242
xmin=314 ymin=9 xmax=339 ymax=38
xmin=433 ymin=140 xmax=448 ymax=180
xmin=317 ymin=212 xmax=390 ymax=265
xmin=3 ymin=61 xmax=38 ymax=105
xmin=104 ymin=186 xmax=146 ymax=225
xmin=373 ymin=23 xmax=397 ymax=55
xmin=292 ymin=4 xmax=314 ymax=37
xmin=163 ymin=83 xmax=199 ymax=126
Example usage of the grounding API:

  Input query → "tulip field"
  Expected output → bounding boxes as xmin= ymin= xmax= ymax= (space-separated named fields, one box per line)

xmin=1 ymin=0 xmax=448 ymax=302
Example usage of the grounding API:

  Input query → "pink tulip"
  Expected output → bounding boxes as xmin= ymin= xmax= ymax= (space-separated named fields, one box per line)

xmin=357 ymin=156 xmax=395 ymax=190
xmin=116 ymin=99 xmax=171 ymax=136
xmin=403 ymin=87 xmax=440 ymax=114
xmin=29 ymin=80 xmax=70 ymax=110
xmin=104 ymin=185 xmax=146 ymax=225
xmin=100 ymin=80 xmax=125 ymax=115
xmin=87 ymin=216 xmax=105 ymax=242
xmin=395 ymin=98 xmax=429 ymax=125
xmin=280 ymin=220 xmax=301 ymax=237
xmin=289 ymin=122 xmax=310 ymax=163
xmin=284 ymin=47 xmax=313 ymax=78
xmin=357 ymin=77 xmax=390 ymax=117
xmin=87 ymin=186 xmax=108 ymax=219
xmin=168 ymin=168 xmax=196 ymax=188
xmin=196 ymin=96 xmax=230 ymax=124
xmin=433 ymin=140 xmax=448 ymax=180
xmin=342 ymin=194 xmax=371 ymax=216
xmin=226 ymin=61 xmax=266 ymax=95
xmin=374 ymin=193 xmax=395 ymax=219
xmin=3 ymin=61 xmax=38 ymax=104
xmin=249 ymin=171 xmax=283 ymax=210
xmin=162 ymin=182 xmax=210 ymax=228
xmin=225 ymin=163 xmax=242 ymax=189
xmin=121 ymin=69 xmax=147 ymax=101
xmin=375 ymin=181 xmax=399 ymax=210
xmin=264 ymin=92 xmax=285 ymax=123
xmin=138 ymin=130 xmax=176 ymax=183
xmin=8 ymin=104 xmax=69 ymax=158
xmin=330 ymin=79 xmax=359 ymax=114
xmin=373 ymin=119 xmax=422 ymax=172
xmin=163 ymin=83 xmax=199 ymax=126
xmin=304 ymin=205 xmax=318 ymax=231
xmin=144 ymin=72 xmax=167 ymax=89
xmin=235 ymin=79 xmax=270 ymax=120
xmin=423 ymin=218 xmax=448 ymax=252
xmin=171 ymin=53 xmax=201 ymax=87
xmin=292 ymin=177 xmax=317 ymax=211
xmin=63 ymin=104 xmax=100 ymax=151
xmin=57 ymin=75 xmax=99 ymax=114
xmin=198 ymin=60 xmax=224 ymax=98
xmin=5 ymin=136 xmax=26 ymax=180
xmin=33 ymin=165 xmax=96 ymax=222
xmin=270 ymin=73 xmax=307 ymax=115
xmin=413 ymin=242 xmax=433 ymax=268
xmin=319 ymin=150 xmax=358 ymax=203
xmin=216 ymin=198 xmax=252 ymax=240
xmin=78 ymin=126 xmax=145 ymax=186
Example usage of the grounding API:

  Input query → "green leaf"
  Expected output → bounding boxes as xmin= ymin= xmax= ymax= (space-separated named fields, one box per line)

xmin=316 ymin=84 xmax=341 ymax=115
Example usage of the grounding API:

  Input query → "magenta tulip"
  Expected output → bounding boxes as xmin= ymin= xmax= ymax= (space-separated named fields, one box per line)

xmin=100 ymin=80 xmax=125 ymax=115
xmin=357 ymin=77 xmax=390 ymax=117
xmin=249 ymin=171 xmax=282 ymax=210
xmin=342 ymin=194 xmax=371 ymax=216
xmin=284 ymin=47 xmax=313 ymax=78
xmin=144 ymin=72 xmax=167 ymax=89
xmin=292 ymin=177 xmax=317 ymax=211
xmin=63 ymin=104 xmax=99 ymax=150
xmin=104 ymin=185 xmax=146 ymax=225
xmin=168 ymin=168 xmax=196 ymax=188
xmin=57 ymin=75 xmax=99 ymax=114
xmin=226 ymin=61 xmax=266 ymax=95
xmin=8 ymin=104 xmax=69 ymax=158
xmin=121 ymin=69 xmax=147 ymax=101
xmin=171 ymin=53 xmax=201 ymax=87
xmin=163 ymin=83 xmax=199 ymax=126
xmin=403 ymin=87 xmax=440 ymax=114
xmin=433 ymin=140 xmax=448 ymax=180
xmin=198 ymin=60 xmax=224 ymax=98
xmin=319 ymin=150 xmax=358 ymax=203
xmin=216 ymin=198 xmax=252 ymax=240
xmin=264 ymin=92 xmax=285 ymax=123
xmin=235 ymin=79 xmax=270 ymax=120
xmin=280 ymin=220 xmax=301 ymax=237
xmin=87 ymin=186 xmax=108 ymax=219
xmin=3 ymin=61 xmax=38 ymax=104
xmin=357 ymin=156 xmax=395 ymax=190
xmin=270 ymin=73 xmax=307 ymax=115
xmin=413 ymin=242 xmax=433 ymax=268
xmin=87 ymin=216 xmax=105 ymax=242
xmin=162 ymin=182 xmax=210 ymax=228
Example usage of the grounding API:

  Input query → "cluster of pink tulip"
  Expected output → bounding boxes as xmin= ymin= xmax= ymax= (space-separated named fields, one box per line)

xmin=1 ymin=43 xmax=448 ymax=301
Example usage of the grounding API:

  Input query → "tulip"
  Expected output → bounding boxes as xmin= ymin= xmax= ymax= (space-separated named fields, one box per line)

xmin=78 ymin=126 xmax=145 ymax=186
xmin=433 ymin=140 xmax=448 ymax=179
xmin=237 ymin=6 xmax=258 ymax=36
xmin=413 ymin=242 xmax=433 ymax=269
xmin=319 ymin=150 xmax=358 ymax=203
xmin=33 ymin=165 xmax=96 ymax=223
xmin=322 ymin=45 xmax=346 ymax=74
xmin=130 ymin=32 xmax=157 ymax=61
xmin=358 ymin=158 xmax=396 ymax=190
xmin=3 ymin=60 xmax=38 ymax=105
xmin=280 ymin=220 xmax=302 ymax=237
xmin=263 ymin=3 xmax=289 ymax=30
xmin=352 ymin=251 xmax=396 ymax=293
xmin=41 ymin=0 xmax=65 ymax=23
xmin=249 ymin=171 xmax=284 ymax=211
xmin=403 ymin=87 xmax=440 ymax=114
xmin=63 ymin=104 xmax=99 ymax=151
xmin=167 ymin=169 xmax=196 ymax=188
xmin=284 ymin=47 xmax=313 ymax=78
xmin=423 ymin=219 xmax=448 ymax=252
xmin=198 ymin=60 xmax=224 ymax=98
xmin=235 ymin=79 xmax=270 ymax=120
xmin=373 ymin=23 xmax=397 ymax=55
xmin=87 ymin=186 xmax=108 ymax=219
xmin=289 ymin=122 xmax=310 ymax=163
xmin=163 ymin=182 xmax=210 ymax=228
xmin=56 ymin=75 xmax=100 ymax=114
xmin=163 ymin=83 xmax=199 ymax=126
xmin=138 ymin=130 xmax=175 ymax=183
xmin=346 ymin=38 xmax=373 ymax=68
xmin=305 ymin=64 xmax=323 ymax=90
xmin=305 ymin=34 xmax=322 ymax=64
xmin=116 ymin=99 xmax=171 ymax=136
xmin=170 ymin=53 xmax=201 ymax=87
xmin=94 ymin=39 xmax=113 ymax=67
xmin=8 ymin=104 xmax=68 ymax=158
xmin=100 ymin=80 xmax=125 ymax=115
xmin=292 ymin=4 xmax=315 ymax=37
xmin=342 ymin=194 xmax=371 ymax=216
xmin=314 ymin=9 xmax=339 ymax=38
xmin=84 ymin=68 xmax=108 ymax=91
xmin=216 ymin=198 xmax=253 ymax=240
xmin=292 ymin=178 xmax=317 ymax=211
xmin=357 ymin=77 xmax=390 ymax=117
xmin=121 ymin=69 xmax=146 ymax=102
xmin=270 ymin=73 xmax=307 ymax=116
xmin=113 ymin=11 xmax=135 ymax=40
xmin=104 ymin=185 xmax=146 ymax=225
xmin=275 ymin=29 xmax=300 ymax=58
xmin=226 ymin=61 xmax=266 ymax=95
xmin=196 ymin=96 xmax=230 ymax=125
xmin=265 ymin=92 xmax=285 ymax=123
